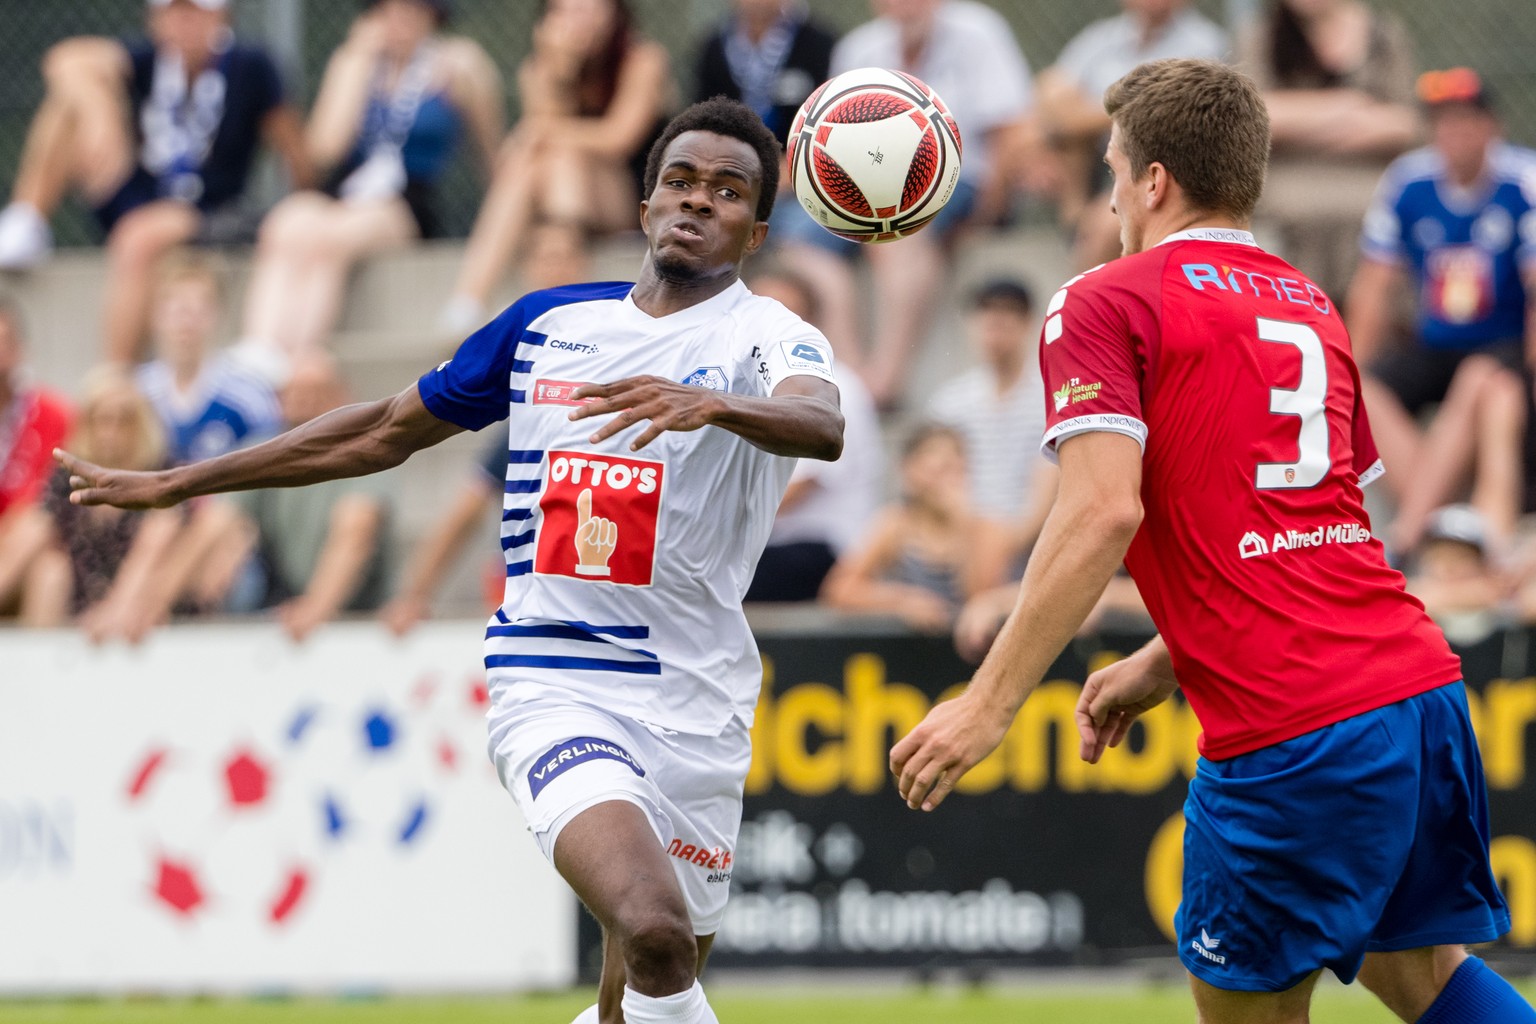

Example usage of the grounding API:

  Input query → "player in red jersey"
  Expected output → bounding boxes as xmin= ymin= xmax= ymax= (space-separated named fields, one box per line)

xmin=892 ymin=59 xmax=1535 ymax=1024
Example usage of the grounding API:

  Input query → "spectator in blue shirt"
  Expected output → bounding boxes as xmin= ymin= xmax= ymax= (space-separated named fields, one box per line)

xmin=135 ymin=253 xmax=281 ymax=464
xmin=0 ymin=0 xmax=312 ymax=364
xmin=1349 ymin=68 xmax=1536 ymax=554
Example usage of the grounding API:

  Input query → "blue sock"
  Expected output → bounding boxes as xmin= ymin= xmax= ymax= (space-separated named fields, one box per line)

xmin=1417 ymin=956 xmax=1536 ymax=1023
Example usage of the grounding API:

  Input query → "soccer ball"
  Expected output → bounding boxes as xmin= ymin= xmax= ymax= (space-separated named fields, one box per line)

xmin=787 ymin=68 xmax=963 ymax=243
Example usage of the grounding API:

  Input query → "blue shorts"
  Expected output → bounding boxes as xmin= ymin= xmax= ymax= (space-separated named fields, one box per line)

xmin=1177 ymin=681 xmax=1510 ymax=992
xmin=767 ymin=178 xmax=978 ymax=256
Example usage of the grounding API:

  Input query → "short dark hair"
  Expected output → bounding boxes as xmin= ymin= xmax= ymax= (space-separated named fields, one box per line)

xmin=1105 ymin=59 xmax=1270 ymax=220
xmin=970 ymin=278 xmax=1034 ymax=315
xmin=643 ymin=97 xmax=782 ymax=222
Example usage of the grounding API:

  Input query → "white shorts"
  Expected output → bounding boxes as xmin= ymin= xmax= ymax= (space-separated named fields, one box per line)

xmin=487 ymin=688 xmax=750 ymax=935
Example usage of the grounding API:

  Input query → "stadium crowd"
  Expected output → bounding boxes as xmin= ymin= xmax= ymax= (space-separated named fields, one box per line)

xmin=0 ymin=0 xmax=1533 ymax=653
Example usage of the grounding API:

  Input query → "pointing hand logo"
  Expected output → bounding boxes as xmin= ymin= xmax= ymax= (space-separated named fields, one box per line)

xmin=573 ymin=488 xmax=617 ymax=577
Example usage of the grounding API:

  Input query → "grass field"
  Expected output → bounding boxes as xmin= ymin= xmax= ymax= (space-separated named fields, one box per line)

xmin=8 ymin=982 xmax=1534 ymax=1024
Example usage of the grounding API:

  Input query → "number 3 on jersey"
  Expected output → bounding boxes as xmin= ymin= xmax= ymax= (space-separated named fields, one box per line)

xmin=1255 ymin=317 xmax=1331 ymax=490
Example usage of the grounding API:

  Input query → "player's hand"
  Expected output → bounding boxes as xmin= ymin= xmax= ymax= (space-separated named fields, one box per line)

xmin=890 ymin=691 xmax=1014 ymax=812
xmin=573 ymin=488 xmax=617 ymax=574
xmin=54 ymin=450 xmax=181 ymax=510
xmin=569 ymin=376 xmax=725 ymax=451
xmin=1074 ymin=651 xmax=1180 ymax=765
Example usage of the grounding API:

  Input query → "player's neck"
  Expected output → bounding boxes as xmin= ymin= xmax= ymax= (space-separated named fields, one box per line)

xmin=631 ymin=261 xmax=741 ymax=318
xmin=1143 ymin=211 xmax=1251 ymax=250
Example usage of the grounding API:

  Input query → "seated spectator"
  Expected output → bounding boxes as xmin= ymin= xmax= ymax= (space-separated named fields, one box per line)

xmin=234 ymin=0 xmax=502 ymax=378
xmin=1409 ymin=505 xmax=1507 ymax=645
xmin=1237 ymin=0 xmax=1419 ymax=298
xmin=771 ymin=0 xmax=1033 ymax=406
xmin=694 ymin=0 xmax=835 ymax=150
xmin=821 ymin=423 xmax=1008 ymax=631
xmin=1032 ymin=0 xmax=1227 ymax=269
xmin=0 ymin=368 xmax=181 ymax=637
xmin=927 ymin=279 xmax=1054 ymax=548
xmin=136 ymin=253 xmax=281 ymax=463
xmin=1348 ymin=69 xmax=1535 ymax=553
xmin=744 ymin=264 xmax=882 ymax=602
xmin=439 ymin=0 xmax=673 ymax=333
xmin=381 ymin=234 xmax=593 ymax=634
xmin=953 ymin=573 xmax=1149 ymax=663
xmin=0 ymin=0 xmax=310 ymax=364
xmin=229 ymin=353 xmax=393 ymax=641
xmin=0 ymin=301 xmax=72 ymax=529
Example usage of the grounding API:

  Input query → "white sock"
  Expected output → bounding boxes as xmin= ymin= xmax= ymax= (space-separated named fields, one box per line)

xmin=569 ymin=1005 xmax=600 ymax=1024
xmin=620 ymin=981 xmax=720 ymax=1024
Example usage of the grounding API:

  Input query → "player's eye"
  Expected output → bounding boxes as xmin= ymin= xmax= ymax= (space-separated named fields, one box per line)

xmin=719 ymin=187 xmax=740 ymax=200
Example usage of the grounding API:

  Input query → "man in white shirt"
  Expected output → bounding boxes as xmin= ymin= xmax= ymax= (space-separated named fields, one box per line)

xmin=58 ymin=98 xmax=844 ymax=1024
xmin=1034 ymin=0 xmax=1228 ymax=268
xmin=775 ymin=0 xmax=1033 ymax=408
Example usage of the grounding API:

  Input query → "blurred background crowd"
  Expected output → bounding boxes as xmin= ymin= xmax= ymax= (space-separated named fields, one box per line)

xmin=0 ymin=0 xmax=1533 ymax=654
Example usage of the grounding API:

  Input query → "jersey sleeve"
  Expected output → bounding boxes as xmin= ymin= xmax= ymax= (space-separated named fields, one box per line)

xmin=417 ymin=302 xmax=527 ymax=431
xmin=1038 ymin=273 xmax=1149 ymax=462
xmin=1517 ymin=158 xmax=1536 ymax=272
xmin=758 ymin=317 xmax=839 ymax=393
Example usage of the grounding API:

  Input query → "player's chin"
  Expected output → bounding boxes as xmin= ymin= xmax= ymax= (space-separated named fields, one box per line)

xmin=652 ymin=247 xmax=712 ymax=283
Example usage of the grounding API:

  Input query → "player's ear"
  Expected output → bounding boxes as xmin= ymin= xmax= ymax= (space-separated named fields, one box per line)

xmin=1145 ymin=162 xmax=1169 ymax=210
xmin=639 ymin=200 xmax=651 ymax=235
xmin=745 ymin=220 xmax=769 ymax=255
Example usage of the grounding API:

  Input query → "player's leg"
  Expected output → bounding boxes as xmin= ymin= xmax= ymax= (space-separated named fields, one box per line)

xmin=100 ymin=200 xmax=201 ymax=364
xmin=1388 ymin=354 xmax=1490 ymax=550
xmin=1358 ymin=683 xmax=1532 ymax=1022
xmin=1359 ymin=945 xmax=1536 ymax=1023
xmin=584 ymin=929 xmax=717 ymax=1024
xmin=555 ymin=801 xmax=717 ymax=1024
xmin=1189 ymin=971 xmax=1319 ymax=1024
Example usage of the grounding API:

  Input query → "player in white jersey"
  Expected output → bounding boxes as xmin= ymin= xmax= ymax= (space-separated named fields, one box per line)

xmin=56 ymin=98 xmax=845 ymax=1024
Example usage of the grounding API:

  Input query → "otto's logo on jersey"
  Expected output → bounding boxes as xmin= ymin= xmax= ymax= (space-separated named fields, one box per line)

xmin=532 ymin=380 xmax=596 ymax=406
xmin=1181 ymin=263 xmax=1332 ymax=315
xmin=1053 ymin=377 xmax=1103 ymax=413
xmin=1239 ymin=523 xmax=1371 ymax=560
xmin=681 ymin=366 xmax=730 ymax=391
xmin=534 ymin=451 xmax=664 ymax=586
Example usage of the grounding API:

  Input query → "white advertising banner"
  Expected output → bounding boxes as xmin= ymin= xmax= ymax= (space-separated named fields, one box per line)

xmin=0 ymin=622 xmax=576 ymax=994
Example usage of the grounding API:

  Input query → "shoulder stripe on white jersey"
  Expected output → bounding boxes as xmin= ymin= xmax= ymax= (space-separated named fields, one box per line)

xmin=508 ymin=449 xmax=543 ymax=463
xmin=487 ymin=623 xmax=658 ymax=659
xmin=500 ymin=530 xmax=536 ymax=550
xmin=506 ymin=560 xmax=533 ymax=577
xmin=485 ymin=654 xmax=662 ymax=675
xmin=502 ymin=506 xmax=533 ymax=521
xmin=505 ymin=478 xmax=542 ymax=494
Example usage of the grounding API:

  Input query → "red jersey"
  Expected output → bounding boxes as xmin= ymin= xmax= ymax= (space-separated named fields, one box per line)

xmin=0 ymin=388 xmax=71 ymax=516
xmin=1039 ymin=228 xmax=1461 ymax=760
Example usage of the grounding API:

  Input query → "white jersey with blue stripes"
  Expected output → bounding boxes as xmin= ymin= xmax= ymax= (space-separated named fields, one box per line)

xmin=418 ymin=280 xmax=839 ymax=734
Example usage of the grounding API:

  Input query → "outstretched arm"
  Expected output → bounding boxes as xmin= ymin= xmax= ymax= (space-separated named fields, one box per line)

xmin=58 ymin=385 xmax=465 ymax=509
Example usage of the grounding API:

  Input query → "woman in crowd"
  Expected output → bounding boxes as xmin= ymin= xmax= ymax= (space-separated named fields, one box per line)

xmin=821 ymin=424 xmax=1009 ymax=632
xmin=0 ymin=368 xmax=181 ymax=640
xmin=1238 ymin=0 xmax=1419 ymax=296
xmin=235 ymin=0 xmax=502 ymax=376
xmin=438 ymin=0 xmax=672 ymax=333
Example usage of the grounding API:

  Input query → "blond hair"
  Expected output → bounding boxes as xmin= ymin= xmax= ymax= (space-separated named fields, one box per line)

xmin=71 ymin=366 xmax=167 ymax=472
xmin=1104 ymin=58 xmax=1271 ymax=220
xmin=153 ymin=249 xmax=226 ymax=304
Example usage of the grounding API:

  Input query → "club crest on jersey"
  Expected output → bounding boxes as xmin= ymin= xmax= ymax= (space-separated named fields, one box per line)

xmin=681 ymin=366 xmax=729 ymax=391
xmin=527 ymin=736 xmax=644 ymax=800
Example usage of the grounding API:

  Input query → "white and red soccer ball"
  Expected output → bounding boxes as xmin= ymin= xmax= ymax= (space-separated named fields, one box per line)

xmin=788 ymin=67 xmax=963 ymax=243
